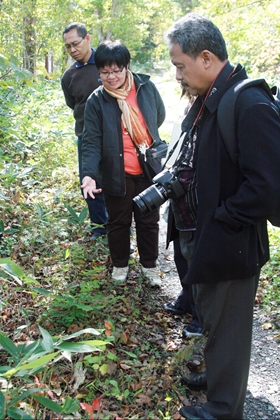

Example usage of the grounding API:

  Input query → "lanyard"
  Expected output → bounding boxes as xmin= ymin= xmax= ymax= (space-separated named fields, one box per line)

xmin=192 ymin=60 xmax=235 ymax=127
xmin=164 ymin=61 xmax=235 ymax=170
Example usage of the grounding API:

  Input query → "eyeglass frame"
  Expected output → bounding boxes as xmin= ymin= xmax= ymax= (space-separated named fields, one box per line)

xmin=64 ymin=37 xmax=85 ymax=51
xmin=99 ymin=66 xmax=125 ymax=78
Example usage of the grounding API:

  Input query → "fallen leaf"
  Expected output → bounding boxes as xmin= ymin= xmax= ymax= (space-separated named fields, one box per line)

xmin=138 ymin=353 xmax=149 ymax=360
xmin=67 ymin=323 xmax=84 ymax=333
xmin=128 ymin=335 xmax=139 ymax=344
xmin=106 ymin=362 xmax=118 ymax=375
xmin=104 ymin=319 xmax=114 ymax=335
xmin=104 ymin=320 xmax=113 ymax=330
xmin=70 ymin=364 xmax=87 ymax=391
xmin=120 ymin=363 xmax=131 ymax=370
xmin=136 ymin=393 xmax=152 ymax=405
xmin=80 ymin=402 xmax=93 ymax=414
xmin=92 ymin=398 xmax=101 ymax=410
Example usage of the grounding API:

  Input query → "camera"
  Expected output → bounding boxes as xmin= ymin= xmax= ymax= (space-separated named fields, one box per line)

xmin=133 ymin=169 xmax=185 ymax=216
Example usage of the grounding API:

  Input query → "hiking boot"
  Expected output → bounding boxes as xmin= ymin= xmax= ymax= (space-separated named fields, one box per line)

xmin=112 ymin=266 xmax=128 ymax=282
xmin=141 ymin=266 xmax=161 ymax=287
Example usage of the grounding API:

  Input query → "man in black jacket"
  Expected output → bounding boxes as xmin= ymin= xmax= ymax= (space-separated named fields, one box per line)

xmin=165 ymin=13 xmax=280 ymax=420
xmin=61 ymin=22 xmax=107 ymax=239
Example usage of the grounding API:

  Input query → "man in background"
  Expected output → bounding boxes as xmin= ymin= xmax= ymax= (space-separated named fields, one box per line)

xmin=61 ymin=22 xmax=107 ymax=239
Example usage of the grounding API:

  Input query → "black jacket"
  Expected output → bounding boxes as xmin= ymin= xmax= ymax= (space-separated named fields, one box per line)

xmin=61 ymin=49 xmax=101 ymax=137
xmin=170 ymin=62 xmax=280 ymax=284
xmin=82 ymin=72 xmax=166 ymax=196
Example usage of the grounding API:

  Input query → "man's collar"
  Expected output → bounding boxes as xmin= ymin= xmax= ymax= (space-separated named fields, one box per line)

xmin=204 ymin=62 xmax=247 ymax=113
xmin=75 ymin=48 xmax=96 ymax=68
xmin=181 ymin=62 xmax=247 ymax=130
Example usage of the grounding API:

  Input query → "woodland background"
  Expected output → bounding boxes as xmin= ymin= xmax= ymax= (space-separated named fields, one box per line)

xmin=0 ymin=0 xmax=280 ymax=419
xmin=1 ymin=0 xmax=280 ymax=79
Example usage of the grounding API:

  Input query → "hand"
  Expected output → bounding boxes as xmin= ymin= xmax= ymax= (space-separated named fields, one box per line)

xmin=81 ymin=176 xmax=102 ymax=199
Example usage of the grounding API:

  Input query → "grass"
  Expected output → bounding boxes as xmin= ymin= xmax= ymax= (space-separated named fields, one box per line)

xmin=259 ymin=224 xmax=280 ymax=320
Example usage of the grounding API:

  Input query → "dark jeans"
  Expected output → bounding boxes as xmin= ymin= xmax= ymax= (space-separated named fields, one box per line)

xmin=173 ymin=237 xmax=201 ymax=328
xmin=78 ymin=137 xmax=107 ymax=235
xmin=103 ymin=173 xmax=159 ymax=267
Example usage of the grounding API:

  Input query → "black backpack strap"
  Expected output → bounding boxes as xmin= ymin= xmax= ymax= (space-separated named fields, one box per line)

xmin=271 ymin=85 xmax=280 ymax=99
xmin=270 ymin=85 xmax=280 ymax=115
xmin=217 ymin=78 xmax=271 ymax=165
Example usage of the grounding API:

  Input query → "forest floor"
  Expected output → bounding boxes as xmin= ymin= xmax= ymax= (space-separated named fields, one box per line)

xmin=157 ymin=216 xmax=280 ymax=420
xmin=1 ymin=211 xmax=280 ymax=419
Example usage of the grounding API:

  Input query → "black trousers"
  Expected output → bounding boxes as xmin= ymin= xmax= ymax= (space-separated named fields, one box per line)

xmin=104 ymin=174 xmax=159 ymax=268
xmin=179 ymin=230 xmax=259 ymax=418
xmin=193 ymin=275 xmax=259 ymax=419
xmin=173 ymin=238 xmax=201 ymax=327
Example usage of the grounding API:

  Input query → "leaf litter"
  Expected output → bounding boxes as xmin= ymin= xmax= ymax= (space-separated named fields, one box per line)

xmin=1 ymin=216 xmax=280 ymax=418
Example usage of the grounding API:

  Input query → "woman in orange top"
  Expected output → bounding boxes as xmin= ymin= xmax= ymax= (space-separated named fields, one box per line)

xmin=82 ymin=40 xmax=166 ymax=286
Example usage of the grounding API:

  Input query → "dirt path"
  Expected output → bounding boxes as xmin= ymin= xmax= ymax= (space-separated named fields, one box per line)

xmin=157 ymin=215 xmax=280 ymax=419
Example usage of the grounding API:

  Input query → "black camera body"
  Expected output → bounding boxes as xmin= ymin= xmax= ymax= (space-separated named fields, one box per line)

xmin=133 ymin=169 xmax=185 ymax=216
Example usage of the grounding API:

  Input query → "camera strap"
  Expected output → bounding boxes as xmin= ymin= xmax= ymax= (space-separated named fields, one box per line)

xmin=162 ymin=131 xmax=186 ymax=169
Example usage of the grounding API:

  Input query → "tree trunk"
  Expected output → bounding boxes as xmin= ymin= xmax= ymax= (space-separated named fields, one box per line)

xmin=23 ymin=1 xmax=37 ymax=74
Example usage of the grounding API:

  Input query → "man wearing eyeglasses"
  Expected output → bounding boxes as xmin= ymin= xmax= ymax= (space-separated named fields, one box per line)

xmin=61 ymin=22 xmax=107 ymax=240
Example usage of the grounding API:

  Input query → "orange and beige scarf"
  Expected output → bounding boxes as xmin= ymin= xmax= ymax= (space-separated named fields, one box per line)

xmin=103 ymin=70 xmax=150 ymax=149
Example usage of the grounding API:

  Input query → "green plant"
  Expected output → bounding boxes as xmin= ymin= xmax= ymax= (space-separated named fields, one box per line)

xmin=44 ymin=290 xmax=117 ymax=328
xmin=0 ymin=257 xmax=39 ymax=286
xmin=83 ymin=350 xmax=118 ymax=376
xmin=0 ymin=387 xmax=80 ymax=419
xmin=45 ymin=292 xmax=99 ymax=327
xmin=0 ymin=326 xmax=108 ymax=378
xmin=0 ymin=326 xmax=109 ymax=419
xmin=64 ymin=202 xmax=88 ymax=225
xmin=260 ymin=226 xmax=280 ymax=312
xmin=104 ymin=379 xmax=130 ymax=401
xmin=158 ymin=395 xmax=173 ymax=419
xmin=0 ymin=387 xmax=44 ymax=420
xmin=0 ymin=234 xmax=18 ymax=257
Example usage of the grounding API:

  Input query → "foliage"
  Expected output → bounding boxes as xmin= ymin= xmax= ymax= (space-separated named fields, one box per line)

xmin=260 ymin=225 xmax=280 ymax=313
xmin=0 ymin=64 xmax=80 ymax=258
xmin=0 ymin=0 xmax=183 ymax=74
xmin=1 ymin=0 xmax=280 ymax=80
xmin=0 ymin=323 xmax=108 ymax=419
xmin=194 ymin=0 xmax=280 ymax=83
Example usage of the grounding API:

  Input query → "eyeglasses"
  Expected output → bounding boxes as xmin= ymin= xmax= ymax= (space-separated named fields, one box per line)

xmin=65 ymin=37 xmax=85 ymax=51
xmin=99 ymin=67 xmax=124 ymax=78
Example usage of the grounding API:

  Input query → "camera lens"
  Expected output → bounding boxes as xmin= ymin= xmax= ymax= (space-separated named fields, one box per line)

xmin=133 ymin=184 xmax=168 ymax=216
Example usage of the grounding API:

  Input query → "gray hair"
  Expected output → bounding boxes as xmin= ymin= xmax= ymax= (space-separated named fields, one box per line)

xmin=165 ymin=13 xmax=228 ymax=61
xmin=62 ymin=22 xmax=87 ymax=39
